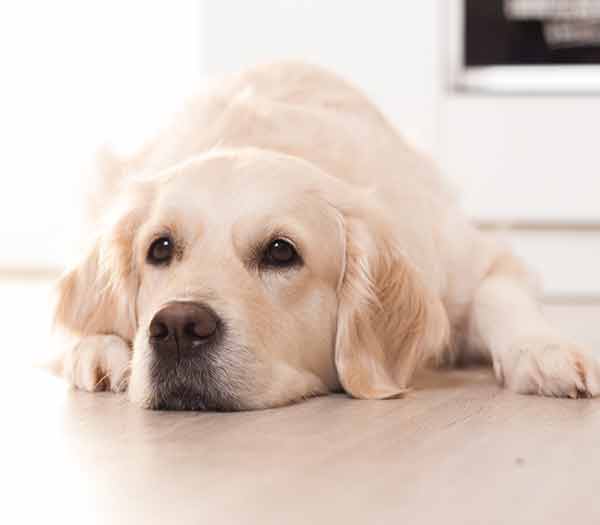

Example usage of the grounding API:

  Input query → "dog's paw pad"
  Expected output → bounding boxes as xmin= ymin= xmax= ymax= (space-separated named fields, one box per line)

xmin=499 ymin=337 xmax=600 ymax=398
xmin=64 ymin=335 xmax=130 ymax=393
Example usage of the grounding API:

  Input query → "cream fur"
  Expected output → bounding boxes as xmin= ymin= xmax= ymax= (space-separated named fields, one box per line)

xmin=54 ymin=61 xmax=600 ymax=408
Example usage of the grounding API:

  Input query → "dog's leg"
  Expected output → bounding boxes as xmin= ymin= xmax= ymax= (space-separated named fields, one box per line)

xmin=468 ymin=253 xmax=600 ymax=397
xmin=63 ymin=335 xmax=131 ymax=393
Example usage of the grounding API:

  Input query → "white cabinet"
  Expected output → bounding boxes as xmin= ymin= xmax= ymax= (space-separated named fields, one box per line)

xmin=441 ymin=95 xmax=600 ymax=222
xmin=440 ymin=94 xmax=600 ymax=298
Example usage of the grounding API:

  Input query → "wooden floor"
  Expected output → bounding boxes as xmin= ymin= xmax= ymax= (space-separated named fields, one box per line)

xmin=2 ymin=279 xmax=600 ymax=525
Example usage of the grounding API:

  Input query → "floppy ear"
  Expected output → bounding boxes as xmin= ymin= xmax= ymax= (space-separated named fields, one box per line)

xmin=54 ymin=205 xmax=143 ymax=342
xmin=334 ymin=215 xmax=450 ymax=399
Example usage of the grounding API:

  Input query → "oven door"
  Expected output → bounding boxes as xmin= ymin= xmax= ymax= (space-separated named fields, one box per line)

xmin=443 ymin=0 xmax=600 ymax=301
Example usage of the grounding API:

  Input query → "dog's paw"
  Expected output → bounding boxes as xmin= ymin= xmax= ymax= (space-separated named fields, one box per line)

xmin=496 ymin=336 xmax=600 ymax=398
xmin=63 ymin=335 xmax=131 ymax=393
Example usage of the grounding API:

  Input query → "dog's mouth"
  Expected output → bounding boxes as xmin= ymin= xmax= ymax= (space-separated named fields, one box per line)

xmin=150 ymin=385 xmax=241 ymax=411
xmin=147 ymin=346 xmax=253 ymax=411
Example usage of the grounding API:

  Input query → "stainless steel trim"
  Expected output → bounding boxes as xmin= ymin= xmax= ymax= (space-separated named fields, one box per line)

xmin=457 ymin=65 xmax=600 ymax=95
xmin=476 ymin=220 xmax=600 ymax=232
xmin=543 ymin=294 xmax=600 ymax=305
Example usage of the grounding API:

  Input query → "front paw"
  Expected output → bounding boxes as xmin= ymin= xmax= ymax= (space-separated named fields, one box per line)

xmin=497 ymin=337 xmax=600 ymax=398
xmin=63 ymin=335 xmax=131 ymax=393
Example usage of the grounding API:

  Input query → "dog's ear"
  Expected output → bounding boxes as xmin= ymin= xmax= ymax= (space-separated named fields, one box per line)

xmin=334 ymin=214 xmax=449 ymax=399
xmin=54 ymin=191 xmax=147 ymax=342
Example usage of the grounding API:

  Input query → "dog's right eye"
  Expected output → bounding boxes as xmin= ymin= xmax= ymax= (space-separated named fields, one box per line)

xmin=147 ymin=236 xmax=174 ymax=266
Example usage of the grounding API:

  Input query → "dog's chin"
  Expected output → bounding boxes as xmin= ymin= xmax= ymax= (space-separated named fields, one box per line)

xmin=150 ymin=387 xmax=243 ymax=411
xmin=147 ymin=356 xmax=248 ymax=411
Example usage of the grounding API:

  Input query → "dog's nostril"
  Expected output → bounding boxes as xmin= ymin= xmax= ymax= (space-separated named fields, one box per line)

xmin=185 ymin=319 xmax=216 ymax=339
xmin=149 ymin=320 xmax=169 ymax=340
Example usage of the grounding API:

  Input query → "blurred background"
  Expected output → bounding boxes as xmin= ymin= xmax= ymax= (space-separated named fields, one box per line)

xmin=0 ymin=1 xmax=599 ymax=362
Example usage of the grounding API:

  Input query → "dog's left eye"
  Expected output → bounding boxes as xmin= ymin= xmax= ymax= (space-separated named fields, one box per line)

xmin=261 ymin=238 xmax=301 ymax=268
xmin=147 ymin=236 xmax=174 ymax=266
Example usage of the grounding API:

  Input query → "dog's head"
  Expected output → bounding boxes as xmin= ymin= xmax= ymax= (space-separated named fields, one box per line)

xmin=55 ymin=149 xmax=447 ymax=410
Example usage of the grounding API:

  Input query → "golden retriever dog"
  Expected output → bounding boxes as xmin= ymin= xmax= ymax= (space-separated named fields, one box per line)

xmin=54 ymin=61 xmax=600 ymax=410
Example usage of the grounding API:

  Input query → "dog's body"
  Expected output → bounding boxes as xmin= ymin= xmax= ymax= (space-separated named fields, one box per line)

xmin=56 ymin=62 xmax=600 ymax=409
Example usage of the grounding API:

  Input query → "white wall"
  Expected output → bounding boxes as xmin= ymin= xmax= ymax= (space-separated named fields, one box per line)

xmin=0 ymin=0 xmax=203 ymax=268
xmin=201 ymin=0 xmax=441 ymax=157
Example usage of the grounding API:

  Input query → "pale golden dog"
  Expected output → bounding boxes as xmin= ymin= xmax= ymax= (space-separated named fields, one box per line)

xmin=55 ymin=61 xmax=600 ymax=410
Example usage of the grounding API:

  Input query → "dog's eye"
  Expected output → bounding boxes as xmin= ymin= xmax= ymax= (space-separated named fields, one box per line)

xmin=262 ymin=238 xmax=300 ymax=268
xmin=147 ymin=236 xmax=174 ymax=266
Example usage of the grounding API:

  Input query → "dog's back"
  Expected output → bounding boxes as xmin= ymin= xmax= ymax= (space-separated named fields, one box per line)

xmin=91 ymin=61 xmax=452 ymax=212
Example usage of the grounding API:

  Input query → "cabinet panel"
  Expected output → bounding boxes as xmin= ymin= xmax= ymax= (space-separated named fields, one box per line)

xmin=490 ymin=229 xmax=600 ymax=299
xmin=441 ymin=95 xmax=600 ymax=222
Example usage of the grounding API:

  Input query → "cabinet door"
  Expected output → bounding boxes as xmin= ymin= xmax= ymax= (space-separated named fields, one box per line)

xmin=441 ymin=95 xmax=600 ymax=223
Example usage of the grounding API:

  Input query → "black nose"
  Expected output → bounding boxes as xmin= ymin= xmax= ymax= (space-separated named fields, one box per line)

xmin=149 ymin=301 xmax=220 ymax=357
